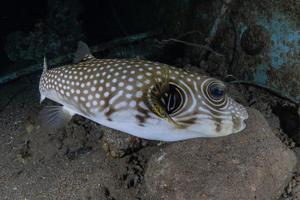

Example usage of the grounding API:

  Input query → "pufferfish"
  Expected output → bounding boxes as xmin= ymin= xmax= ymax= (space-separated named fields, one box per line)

xmin=39 ymin=41 xmax=248 ymax=141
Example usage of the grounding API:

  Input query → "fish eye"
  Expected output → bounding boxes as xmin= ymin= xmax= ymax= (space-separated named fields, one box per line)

xmin=207 ymin=82 xmax=226 ymax=101
xmin=210 ymin=86 xmax=225 ymax=98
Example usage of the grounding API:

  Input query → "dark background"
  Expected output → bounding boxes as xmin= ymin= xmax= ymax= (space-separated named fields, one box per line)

xmin=0 ymin=0 xmax=164 ymax=75
xmin=1 ymin=0 xmax=299 ymax=106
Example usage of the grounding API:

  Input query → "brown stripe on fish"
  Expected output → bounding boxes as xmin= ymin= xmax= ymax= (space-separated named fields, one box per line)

xmin=214 ymin=118 xmax=222 ymax=133
xmin=176 ymin=117 xmax=197 ymax=126
xmin=135 ymin=102 xmax=151 ymax=126
xmin=169 ymin=81 xmax=197 ymax=117
xmin=102 ymin=92 xmax=118 ymax=121
xmin=232 ymin=115 xmax=243 ymax=133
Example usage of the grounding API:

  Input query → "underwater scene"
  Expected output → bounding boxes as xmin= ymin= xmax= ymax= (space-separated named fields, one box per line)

xmin=0 ymin=0 xmax=299 ymax=199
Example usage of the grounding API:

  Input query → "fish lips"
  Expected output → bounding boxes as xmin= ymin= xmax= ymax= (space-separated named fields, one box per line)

xmin=229 ymin=99 xmax=249 ymax=133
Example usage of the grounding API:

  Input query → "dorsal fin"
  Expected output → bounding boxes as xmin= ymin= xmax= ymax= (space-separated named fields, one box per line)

xmin=43 ymin=56 xmax=48 ymax=73
xmin=73 ymin=41 xmax=94 ymax=63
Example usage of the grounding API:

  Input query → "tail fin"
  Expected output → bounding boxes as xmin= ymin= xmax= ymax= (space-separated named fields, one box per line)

xmin=39 ymin=56 xmax=48 ymax=103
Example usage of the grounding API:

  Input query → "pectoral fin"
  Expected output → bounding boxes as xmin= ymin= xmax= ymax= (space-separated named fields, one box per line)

xmin=144 ymin=68 xmax=185 ymax=129
xmin=39 ymin=105 xmax=74 ymax=131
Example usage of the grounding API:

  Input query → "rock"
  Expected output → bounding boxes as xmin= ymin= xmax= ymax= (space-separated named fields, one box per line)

xmin=292 ymin=182 xmax=300 ymax=199
xmin=121 ymin=153 xmax=146 ymax=189
xmin=294 ymin=148 xmax=300 ymax=175
xmin=273 ymin=105 xmax=300 ymax=146
xmin=101 ymin=127 xmax=144 ymax=158
xmin=241 ymin=25 xmax=270 ymax=55
xmin=226 ymin=84 xmax=249 ymax=107
xmin=145 ymin=109 xmax=297 ymax=200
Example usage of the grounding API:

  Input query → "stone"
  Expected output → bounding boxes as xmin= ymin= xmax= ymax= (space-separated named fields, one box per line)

xmin=145 ymin=109 xmax=297 ymax=200
xmin=241 ymin=25 xmax=270 ymax=55
xmin=101 ymin=127 xmax=144 ymax=158
xmin=292 ymin=183 xmax=300 ymax=199
xmin=294 ymin=148 xmax=300 ymax=175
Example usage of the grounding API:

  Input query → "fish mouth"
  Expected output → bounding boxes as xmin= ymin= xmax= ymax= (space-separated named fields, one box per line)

xmin=233 ymin=120 xmax=247 ymax=133
xmin=229 ymin=98 xmax=249 ymax=120
xmin=240 ymin=106 xmax=249 ymax=120
xmin=227 ymin=98 xmax=249 ymax=133
xmin=239 ymin=108 xmax=249 ymax=132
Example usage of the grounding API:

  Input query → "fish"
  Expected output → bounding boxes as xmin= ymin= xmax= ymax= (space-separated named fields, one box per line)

xmin=39 ymin=41 xmax=248 ymax=141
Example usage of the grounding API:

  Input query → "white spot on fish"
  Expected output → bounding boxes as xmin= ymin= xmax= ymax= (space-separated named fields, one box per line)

xmin=80 ymin=96 xmax=86 ymax=101
xmin=100 ymin=100 xmax=105 ymax=106
xmin=104 ymin=92 xmax=109 ymax=97
xmin=92 ymin=100 xmax=98 ymax=106
xmin=136 ymin=91 xmax=143 ymax=98
xmin=115 ymin=101 xmax=127 ymax=109
xmin=129 ymin=101 xmax=136 ymax=107
xmin=137 ymin=75 xmax=144 ymax=79
xmin=118 ymin=82 xmax=124 ymax=87
xmin=126 ymin=85 xmax=133 ymax=90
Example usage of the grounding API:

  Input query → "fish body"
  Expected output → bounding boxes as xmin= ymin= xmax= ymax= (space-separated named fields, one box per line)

xmin=39 ymin=42 xmax=248 ymax=141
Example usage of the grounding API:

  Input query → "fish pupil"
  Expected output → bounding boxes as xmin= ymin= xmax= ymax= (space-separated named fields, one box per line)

xmin=211 ymin=86 xmax=224 ymax=98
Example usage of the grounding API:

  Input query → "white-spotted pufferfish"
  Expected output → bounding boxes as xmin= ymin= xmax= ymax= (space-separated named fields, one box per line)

xmin=39 ymin=41 xmax=248 ymax=141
